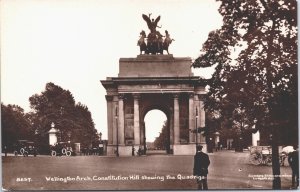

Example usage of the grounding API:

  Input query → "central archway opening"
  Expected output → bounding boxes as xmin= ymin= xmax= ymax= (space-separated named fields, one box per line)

xmin=144 ymin=109 xmax=168 ymax=155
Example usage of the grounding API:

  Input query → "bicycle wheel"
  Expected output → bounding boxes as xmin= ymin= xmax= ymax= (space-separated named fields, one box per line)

xmin=250 ymin=153 xmax=261 ymax=165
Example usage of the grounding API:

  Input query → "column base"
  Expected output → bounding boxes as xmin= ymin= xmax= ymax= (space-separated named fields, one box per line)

xmin=173 ymin=143 xmax=207 ymax=155
xmin=107 ymin=145 xmax=117 ymax=156
xmin=107 ymin=145 xmax=133 ymax=156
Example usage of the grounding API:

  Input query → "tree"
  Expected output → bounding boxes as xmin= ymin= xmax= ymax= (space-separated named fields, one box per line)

xmin=193 ymin=0 xmax=297 ymax=189
xmin=1 ymin=103 xmax=31 ymax=151
xmin=154 ymin=121 xmax=169 ymax=151
xmin=73 ymin=103 xmax=98 ymax=147
xmin=29 ymin=82 xmax=98 ymax=152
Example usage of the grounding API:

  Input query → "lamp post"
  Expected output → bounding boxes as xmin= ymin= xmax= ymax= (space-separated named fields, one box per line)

xmin=115 ymin=106 xmax=119 ymax=157
xmin=67 ymin=131 xmax=71 ymax=144
xmin=195 ymin=107 xmax=198 ymax=149
xmin=99 ymin=132 xmax=102 ymax=142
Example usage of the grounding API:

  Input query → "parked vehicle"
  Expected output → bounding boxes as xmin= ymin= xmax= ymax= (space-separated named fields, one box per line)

xmin=50 ymin=142 xmax=74 ymax=156
xmin=13 ymin=140 xmax=37 ymax=157
xmin=249 ymin=145 xmax=292 ymax=166
xmin=250 ymin=146 xmax=272 ymax=165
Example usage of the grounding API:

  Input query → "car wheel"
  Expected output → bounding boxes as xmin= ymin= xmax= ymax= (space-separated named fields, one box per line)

xmin=51 ymin=150 xmax=57 ymax=156
xmin=250 ymin=153 xmax=261 ymax=165
xmin=66 ymin=151 xmax=71 ymax=156
xmin=20 ymin=148 xmax=25 ymax=155
xmin=23 ymin=151 xmax=28 ymax=157
xmin=62 ymin=148 xmax=67 ymax=155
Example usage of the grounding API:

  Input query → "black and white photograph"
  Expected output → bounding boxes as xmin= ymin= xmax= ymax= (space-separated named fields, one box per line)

xmin=1 ymin=0 xmax=298 ymax=190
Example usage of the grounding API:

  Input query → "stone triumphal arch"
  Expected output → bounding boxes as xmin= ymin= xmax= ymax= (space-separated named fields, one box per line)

xmin=101 ymin=54 xmax=208 ymax=156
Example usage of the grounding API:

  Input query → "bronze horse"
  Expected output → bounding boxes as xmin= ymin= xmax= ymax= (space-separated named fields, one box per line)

xmin=137 ymin=30 xmax=147 ymax=54
xmin=137 ymin=30 xmax=174 ymax=55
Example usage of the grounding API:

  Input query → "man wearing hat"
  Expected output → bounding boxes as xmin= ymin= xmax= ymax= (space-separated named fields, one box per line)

xmin=193 ymin=145 xmax=210 ymax=190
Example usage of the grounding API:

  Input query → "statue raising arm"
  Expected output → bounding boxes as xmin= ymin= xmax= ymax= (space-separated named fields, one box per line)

xmin=142 ymin=14 xmax=161 ymax=33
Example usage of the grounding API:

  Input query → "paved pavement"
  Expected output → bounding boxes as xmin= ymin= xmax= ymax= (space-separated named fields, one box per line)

xmin=1 ymin=150 xmax=294 ymax=190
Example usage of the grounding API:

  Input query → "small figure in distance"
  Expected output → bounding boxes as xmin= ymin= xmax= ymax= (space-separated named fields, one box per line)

xmin=193 ymin=145 xmax=210 ymax=190
xmin=137 ymin=146 xmax=142 ymax=156
xmin=132 ymin=145 xmax=135 ymax=156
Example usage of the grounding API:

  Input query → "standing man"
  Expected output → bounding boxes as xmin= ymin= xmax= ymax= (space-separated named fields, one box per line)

xmin=288 ymin=145 xmax=299 ymax=189
xmin=132 ymin=145 xmax=135 ymax=156
xmin=193 ymin=145 xmax=210 ymax=190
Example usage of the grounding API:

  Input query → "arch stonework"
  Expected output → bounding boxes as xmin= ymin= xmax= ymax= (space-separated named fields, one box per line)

xmin=101 ymin=54 xmax=208 ymax=156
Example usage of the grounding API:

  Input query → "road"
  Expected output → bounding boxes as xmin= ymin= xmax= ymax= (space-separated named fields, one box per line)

xmin=1 ymin=150 xmax=293 ymax=190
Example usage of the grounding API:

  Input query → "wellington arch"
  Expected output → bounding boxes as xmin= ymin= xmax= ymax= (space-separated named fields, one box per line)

xmin=101 ymin=54 xmax=209 ymax=156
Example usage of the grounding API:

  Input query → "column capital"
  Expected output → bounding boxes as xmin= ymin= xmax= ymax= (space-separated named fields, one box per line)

xmin=133 ymin=93 xmax=141 ymax=100
xmin=118 ymin=94 xmax=125 ymax=100
xmin=105 ymin=95 xmax=113 ymax=102
xmin=173 ymin=93 xmax=179 ymax=99
xmin=188 ymin=93 xmax=194 ymax=98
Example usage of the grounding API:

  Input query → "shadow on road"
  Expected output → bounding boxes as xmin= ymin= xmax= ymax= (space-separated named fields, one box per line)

xmin=145 ymin=150 xmax=168 ymax=156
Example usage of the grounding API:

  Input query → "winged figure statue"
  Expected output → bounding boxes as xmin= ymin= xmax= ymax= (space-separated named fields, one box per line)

xmin=142 ymin=14 xmax=161 ymax=33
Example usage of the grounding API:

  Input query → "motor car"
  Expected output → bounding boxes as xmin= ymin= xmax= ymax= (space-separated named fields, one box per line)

xmin=50 ymin=142 xmax=74 ymax=156
xmin=13 ymin=140 xmax=37 ymax=157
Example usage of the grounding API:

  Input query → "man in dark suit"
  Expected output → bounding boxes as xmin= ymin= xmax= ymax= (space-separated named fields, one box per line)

xmin=193 ymin=145 xmax=210 ymax=190
xmin=288 ymin=145 xmax=299 ymax=189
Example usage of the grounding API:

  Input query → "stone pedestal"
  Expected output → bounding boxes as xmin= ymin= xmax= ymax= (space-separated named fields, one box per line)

xmin=118 ymin=55 xmax=193 ymax=77
xmin=48 ymin=128 xmax=58 ymax=146
xmin=252 ymin=131 xmax=260 ymax=146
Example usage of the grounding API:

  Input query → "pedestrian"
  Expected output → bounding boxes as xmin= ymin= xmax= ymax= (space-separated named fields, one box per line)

xmin=193 ymin=145 xmax=210 ymax=190
xmin=137 ymin=146 xmax=142 ymax=156
xmin=288 ymin=145 xmax=299 ymax=189
xmin=132 ymin=145 xmax=135 ymax=156
xmin=4 ymin=146 xmax=7 ymax=157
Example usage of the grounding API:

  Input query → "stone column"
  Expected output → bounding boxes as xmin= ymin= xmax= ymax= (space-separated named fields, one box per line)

xmin=140 ymin=122 xmax=145 ymax=145
xmin=105 ymin=95 xmax=113 ymax=145
xmin=188 ymin=93 xmax=195 ymax=143
xmin=194 ymin=94 xmax=200 ymax=144
xmin=118 ymin=94 xmax=125 ymax=145
xmin=133 ymin=94 xmax=140 ymax=145
xmin=169 ymin=110 xmax=174 ymax=145
xmin=199 ymin=95 xmax=206 ymax=143
xmin=173 ymin=94 xmax=180 ymax=144
xmin=112 ymin=95 xmax=118 ymax=145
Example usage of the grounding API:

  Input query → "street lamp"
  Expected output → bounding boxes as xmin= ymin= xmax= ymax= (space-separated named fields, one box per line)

xmin=67 ymin=131 xmax=71 ymax=143
xmin=115 ymin=106 xmax=119 ymax=157
xmin=195 ymin=107 xmax=198 ymax=149
xmin=99 ymin=132 xmax=102 ymax=142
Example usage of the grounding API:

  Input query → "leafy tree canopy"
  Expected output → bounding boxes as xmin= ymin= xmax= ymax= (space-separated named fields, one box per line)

xmin=29 ymin=82 xmax=98 ymax=147
xmin=192 ymin=1 xmax=297 ymax=189
xmin=193 ymin=0 xmax=297 ymax=139
xmin=1 ymin=103 xmax=31 ymax=150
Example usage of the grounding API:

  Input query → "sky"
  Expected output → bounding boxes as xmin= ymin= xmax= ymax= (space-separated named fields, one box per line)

xmin=1 ymin=0 xmax=223 ymax=142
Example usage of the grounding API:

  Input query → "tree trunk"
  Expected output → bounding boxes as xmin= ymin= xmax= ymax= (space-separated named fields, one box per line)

xmin=271 ymin=126 xmax=281 ymax=189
